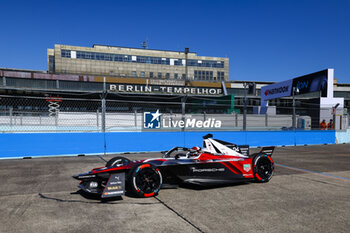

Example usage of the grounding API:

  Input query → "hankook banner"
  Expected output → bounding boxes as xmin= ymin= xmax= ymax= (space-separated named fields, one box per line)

xmin=261 ymin=70 xmax=329 ymax=102
xmin=261 ymin=79 xmax=293 ymax=101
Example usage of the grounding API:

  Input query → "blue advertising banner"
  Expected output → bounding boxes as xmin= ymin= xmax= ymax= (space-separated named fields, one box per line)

xmin=292 ymin=70 xmax=328 ymax=97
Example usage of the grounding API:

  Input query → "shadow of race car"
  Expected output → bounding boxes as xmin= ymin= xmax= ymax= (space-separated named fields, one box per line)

xmin=73 ymin=134 xmax=274 ymax=198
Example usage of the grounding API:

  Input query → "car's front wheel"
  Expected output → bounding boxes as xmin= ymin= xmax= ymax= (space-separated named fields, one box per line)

xmin=128 ymin=163 xmax=162 ymax=198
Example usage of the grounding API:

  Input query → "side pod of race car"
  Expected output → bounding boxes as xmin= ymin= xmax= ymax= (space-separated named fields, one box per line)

xmin=73 ymin=134 xmax=275 ymax=198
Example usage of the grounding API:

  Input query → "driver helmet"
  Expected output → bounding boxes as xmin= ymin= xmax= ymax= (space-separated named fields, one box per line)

xmin=192 ymin=146 xmax=201 ymax=151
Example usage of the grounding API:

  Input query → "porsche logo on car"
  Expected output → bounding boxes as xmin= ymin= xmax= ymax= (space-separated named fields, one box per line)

xmin=191 ymin=167 xmax=225 ymax=173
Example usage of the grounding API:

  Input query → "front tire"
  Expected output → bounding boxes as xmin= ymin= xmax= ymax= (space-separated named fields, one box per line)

xmin=128 ymin=163 xmax=162 ymax=198
xmin=253 ymin=154 xmax=274 ymax=182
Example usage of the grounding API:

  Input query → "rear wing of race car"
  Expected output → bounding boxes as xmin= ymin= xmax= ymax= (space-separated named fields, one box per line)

xmin=202 ymin=134 xmax=250 ymax=157
xmin=202 ymin=133 xmax=275 ymax=157
xmin=259 ymin=146 xmax=275 ymax=156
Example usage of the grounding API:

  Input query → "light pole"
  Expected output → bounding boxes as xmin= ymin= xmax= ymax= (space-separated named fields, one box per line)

xmin=101 ymin=77 xmax=107 ymax=133
xmin=243 ymin=82 xmax=247 ymax=131
xmin=292 ymin=87 xmax=296 ymax=130
xmin=185 ymin=48 xmax=189 ymax=84
xmin=292 ymin=86 xmax=299 ymax=130
xmin=182 ymin=48 xmax=189 ymax=131
xmin=333 ymin=103 xmax=340 ymax=130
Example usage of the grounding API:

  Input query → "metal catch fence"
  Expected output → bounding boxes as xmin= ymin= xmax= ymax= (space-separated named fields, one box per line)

xmin=0 ymin=95 xmax=348 ymax=133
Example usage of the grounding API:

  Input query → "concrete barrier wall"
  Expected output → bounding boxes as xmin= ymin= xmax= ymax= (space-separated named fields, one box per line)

xmin=0 ymin=130 xmax=336 ymax=159
xmin=336 ymin=129 xmax=350 ymax=144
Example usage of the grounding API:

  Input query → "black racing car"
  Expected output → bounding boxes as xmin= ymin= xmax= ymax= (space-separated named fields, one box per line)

xmin=73 ymin=134 xmax=274 ymax=198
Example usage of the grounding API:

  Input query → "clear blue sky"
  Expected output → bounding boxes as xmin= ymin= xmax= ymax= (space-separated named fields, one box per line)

xmin=0 ymin=0 xmax=349 ymax=83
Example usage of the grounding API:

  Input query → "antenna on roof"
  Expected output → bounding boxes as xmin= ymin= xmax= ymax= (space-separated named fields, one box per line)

xmin=141 ymin=38 xmax=149 ymax=49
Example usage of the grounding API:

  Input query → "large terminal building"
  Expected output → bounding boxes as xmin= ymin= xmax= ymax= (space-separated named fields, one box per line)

xmin=0 ymin=44 xmax=349 ymax=128
xmin=47 ymin=44 xmax=228 ymax=81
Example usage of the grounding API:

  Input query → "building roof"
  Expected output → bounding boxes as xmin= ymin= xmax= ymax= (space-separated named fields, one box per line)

xmin=92 ymin=44 xmax=198 ymax=55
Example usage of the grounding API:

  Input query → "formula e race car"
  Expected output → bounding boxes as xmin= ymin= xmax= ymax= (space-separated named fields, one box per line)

xmin=73 ymin=134 xmax=275 ymax=198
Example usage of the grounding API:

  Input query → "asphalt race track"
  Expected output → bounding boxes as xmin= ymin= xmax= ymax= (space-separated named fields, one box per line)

xmin=0 ymin=144 xmax=349 ymax=233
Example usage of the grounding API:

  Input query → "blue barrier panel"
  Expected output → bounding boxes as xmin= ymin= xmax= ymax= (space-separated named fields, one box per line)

xmin=245 ymin=131 xmax=296 ymax=147
xmin=183 ymin=131 xmax=247 ymax=147
xmin=294 ymin=130 xmax=335 ymax=145
xmin=105 ymin=131 xmax=186 ymax=153
xmin=0 ymin=133 xmax=104 ymax=158
xmin=0 ymin=130 xmax=338 ymax=158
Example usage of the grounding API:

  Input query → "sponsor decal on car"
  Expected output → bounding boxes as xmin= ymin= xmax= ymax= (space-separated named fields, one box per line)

xmin=104 ymin=191 xmax=124 ymax=195
xmin=107 ymin=186 xmax=122 ymax=190
xmin=101 ymin=173 xmax=125 ymax=198
xmin=78 ymin=175 xmax=96 ymax=179
xmin=191 ymin=167 xmax=225 ymax=173
xmin=243 ymin=164 xmax=251 ymax=172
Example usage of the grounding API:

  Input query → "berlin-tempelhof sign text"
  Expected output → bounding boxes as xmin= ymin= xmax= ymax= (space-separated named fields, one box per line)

xmin=109 ymin=84 xmax=222 ymax=95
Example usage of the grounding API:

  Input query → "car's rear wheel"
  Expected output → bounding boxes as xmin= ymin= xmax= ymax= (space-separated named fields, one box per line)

xmin=106 ymin=156 xmax=131 ymax=167
xmin=253 ymin=154 xmax=274 ymax=182
xmin=128 ymin=163 xmax=162 ymax=198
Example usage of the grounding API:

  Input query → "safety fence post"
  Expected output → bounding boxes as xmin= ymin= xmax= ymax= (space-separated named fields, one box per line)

xmin=96 ymin=109 xmax=99 ymax=128
xmin=243 ymin=82 xmax=247 ymax=131
xmin=9 ymin=107 xmax=13 ymax=126
xmin=235 ymin=112 xmax=238 ymax=127
xmin=101 ymin=77 xmax=106 ymax=133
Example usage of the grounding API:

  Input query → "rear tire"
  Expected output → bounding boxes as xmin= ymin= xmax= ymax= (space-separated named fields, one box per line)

xmin=128 ymin=163 xmax=162 ymax=198
xmin=253 ymin=154 xmax=274 ymax=182
xmin=106 ymin=156 xmax=131 ymax=167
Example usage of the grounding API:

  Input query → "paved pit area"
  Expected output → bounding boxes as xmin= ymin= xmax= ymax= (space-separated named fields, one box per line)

xmin=0 ymin=144 xmax=349 ymax=233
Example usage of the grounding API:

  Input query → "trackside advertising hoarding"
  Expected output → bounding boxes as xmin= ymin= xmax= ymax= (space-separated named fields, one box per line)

xmin=292 ymin=70 xmax=328 ymax=97
xmin=261 ymin=69 xmax=330 ymax=102
xmin=261 ymin=79 xmax=293 ymax=101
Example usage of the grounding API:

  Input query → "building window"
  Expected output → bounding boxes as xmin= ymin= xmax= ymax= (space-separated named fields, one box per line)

xmin=48 ymin=56 xmax=55 ymax=73
xmin=174 ymin=73 xmax=178 ymax=79
xmin=194 ymin=71 xmax=198 ymax=80
xmin=60 ymin=49 xmax=225 ymax=68
xmin=194 ymin=70 xmax=214 ymax=80
xmin=158 ymin=72 xmax=162 ymax=78
xmin=181 ymin=74 xmax=186 ymax=80
xmin=141 ymin=71 xmax=145 ymax=77
xmin=132 ymin=71 xmax=137 ymax=77
xmin=61 ymin=50 xmax=71 ymax=58
xmin=217 ymin=71 xmax=224 ymax=80
xmin=166 ymin=73 xmax=170 ymax=79
xmin=150 ymin=72 xmax=153 ymax=78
